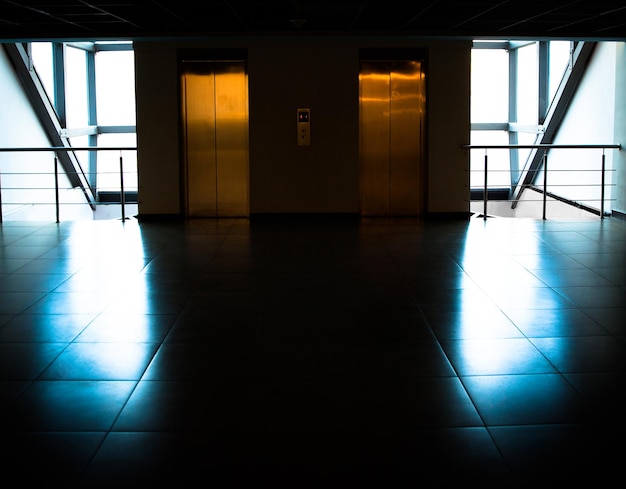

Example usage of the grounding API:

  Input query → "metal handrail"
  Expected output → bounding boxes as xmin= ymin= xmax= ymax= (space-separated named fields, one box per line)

xmin=462 ymin=143 xmax=621 ymax=220
xmin=0 ymin=146 xmax=137 ymax=223
xmin=463 ymin=144 xmax=620 ymax=150
xmin=0 ymin=147 xmax=136 ymax=152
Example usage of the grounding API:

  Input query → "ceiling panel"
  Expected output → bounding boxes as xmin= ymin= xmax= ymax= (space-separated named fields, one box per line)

xmin=0 ymin=1 xmax=624 ymax=41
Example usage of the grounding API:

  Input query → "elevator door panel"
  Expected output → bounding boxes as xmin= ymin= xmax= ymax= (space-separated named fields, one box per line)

xmin=360 ymin=60 xmax=425 ymax=216
xmin=360 ymin=62 xmax=391 ymax=215
xmin=182 ymin=61 xmax=249 ymax=217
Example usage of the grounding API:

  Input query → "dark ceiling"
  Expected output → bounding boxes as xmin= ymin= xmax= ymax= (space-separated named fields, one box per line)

xmin=1 ymin=1 xmax=625 ymax=42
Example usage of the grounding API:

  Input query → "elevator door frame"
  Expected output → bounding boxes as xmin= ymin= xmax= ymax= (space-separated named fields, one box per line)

xmin=179 ymin=56 xmax=250 ymax=218
xmin=359 ymin=51 xmax=427 ymax=217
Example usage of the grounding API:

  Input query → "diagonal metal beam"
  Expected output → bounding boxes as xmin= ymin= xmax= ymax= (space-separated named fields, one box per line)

xmin=3 ymin=43 xmax=96 ymax=208
xmin=510 ymin=41 xmax=596 ymax=208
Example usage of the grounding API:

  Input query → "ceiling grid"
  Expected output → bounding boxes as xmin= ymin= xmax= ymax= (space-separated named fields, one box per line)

xmin=0 ymin=1 xmax=625 ymax=41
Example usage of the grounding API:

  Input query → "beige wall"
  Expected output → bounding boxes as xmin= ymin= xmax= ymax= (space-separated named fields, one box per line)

xmin=134 ymin=44 xmax=180 ymax=215
xmin=134 ymin=37 xmax=471 ymax=218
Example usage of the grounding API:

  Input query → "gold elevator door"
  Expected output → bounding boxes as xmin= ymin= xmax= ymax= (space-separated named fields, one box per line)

xmin=359 ymin=60 xmax=425 ymax=216
xmin=181 ymin=61 xmax=249 ymax=217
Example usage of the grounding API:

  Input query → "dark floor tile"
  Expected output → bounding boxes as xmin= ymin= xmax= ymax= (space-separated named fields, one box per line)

xmin=530 ymin=336 xmax=626 ymax=372
xmin=569 ymin=252 xmax=626 ymax=268
xmin=462 ymin=373 xmax=595 ymax=425
xmin=80 ymin=431 xmax=232 ymax=486
xmin=113 ymin=379 xmax=244 ymax=432
xmin=423 ymin=306 xmax=523 ymax=340
xmin=412 ymin=283 xmax=494 ymax=310
xmin=183 ymin=290 xmax=265 ymax=313
xmin=142 ymin=342 xmax=258 ymax=380
xmin=239 ymin=378 xmax=322 ymax=431
xmin=441 ymin=338 xmax=557 ymax=376
xmin=1 ymin=432 xmax=106 ymax=485
xmin=24 ymin=291 xmax=115 ymax=315
xmin=0 ymin=342 xmax=67 ymax=380
xmin=0 ymin=379 xmax=29 ymax=403
xmin=0 ymin=291 xmax=48 ymax=314
xmin=321 ymin=427 xmax=514 ymax=484
xmin=12 ymin=257 xmax=90 ymax=275
xmin=489 ymin=423 xmax=626 ymax=483
xmin=0 ymin=258 xmax=36 ymax=274
xmin=357 ymin=377 xmax=484 ymax=430
xmin=353 ymin=339 xmax=456 ymax=378
xmin=52 ymin=270 xmax=135 ymax=293
xmin=564 ymin=371 xmax=626 ymax=420
xmin=39 ymin=342 xmax=160 ymax=380
xmin=593 ymin=266 xmax=626 ymax=285
xmin=580 ymin=307 xmax=626 ymax=335
xmin=102 ymin=291 xmax=191 ymax=315
xmin=553 ymin=285 xmax=626 ymax=308
xmin=6 ymin=380 xmax=135 ymax=431
xmin=504 ymin=307 xmax=612 ymax=337
xmin=530 ymin=267 xmax=614 ymax=287
xmin=469 ymin=267 xmax=548 ymax=290
xmin=226 ymin=429 xmax=323 ymax=488
xmin=0 ymin=313 xmax=95 ymax=342
xmin=0 ymin=313 xmax=14 ymax=326
xmin=510 ymin=252 xmax=587 ymax=270
xmin=75 ymin=313 xmax=176 ymax=342
xmin=0 ymin=272 xmax=72 ymax=292
xmin=488 ymin=286 xmax=575 ymax=310
xmin=1 ymin=216 xmax=625 ymax=484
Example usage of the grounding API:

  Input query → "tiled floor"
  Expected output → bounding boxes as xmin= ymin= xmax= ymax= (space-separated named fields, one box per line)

xmin=1 ymin=214 xmax=625 ymax=486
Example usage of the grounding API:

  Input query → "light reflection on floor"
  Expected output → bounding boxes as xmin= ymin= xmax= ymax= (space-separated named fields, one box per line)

xmin=1 ymin=215 xmax=625 ymax=485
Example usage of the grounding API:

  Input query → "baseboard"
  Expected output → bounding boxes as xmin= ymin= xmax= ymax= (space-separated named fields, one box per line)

xmin=136 ymin=213 xmax=184 ymax=222
xmin=135 ymin=212 xmax=475 ymax=223
xmin=611 ymin=210 xmax=626 ymax=221
xmin=249 ymin=212 xmax=360 ymax=222
xmin=424 ymin=211 xmax=473 ymax=220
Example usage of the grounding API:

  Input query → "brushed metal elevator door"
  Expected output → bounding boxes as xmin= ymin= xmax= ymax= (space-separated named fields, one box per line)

xmin=359 ymin=60 xmax=425 ymax=216
xmin=181 ymin=61 xmax=249 ymax=217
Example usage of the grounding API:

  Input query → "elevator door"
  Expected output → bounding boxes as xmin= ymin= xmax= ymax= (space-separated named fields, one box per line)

xmin=181 ymin=61 xmax=249 ymax=217
xmin=359 ymin=60 xmax=425 ymax=216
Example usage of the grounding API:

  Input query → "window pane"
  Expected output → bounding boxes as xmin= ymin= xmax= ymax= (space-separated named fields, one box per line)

xmin=515 ymin=132 xmax=536 ymax=171
xmin=95 ymin=133 xmax=138 ymax=192
xmin=471 ymin=48 xmax=508 ymax=122
xmin=516 ymin=43 xmax=538 ymax=125
xmin=96 ymin=50 xmax=136 ymax=126
xmin=30 ymin=42 xmax=54 ymax=106
xmin=470 ymin=131 xmax=510 ymax=188
xmin=65 ymin=46 xmax=88 ymax=128
xmin=549 ymin=41 xmax=571 ymax=103
xmin=67 ymin=135 xmax=90 ymax=179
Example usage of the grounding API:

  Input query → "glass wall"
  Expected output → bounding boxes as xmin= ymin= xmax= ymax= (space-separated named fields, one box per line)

xmin=30 ymin=41 xmax=136 ymax=200
xmin=470 ymin=40 xmax=572 ymax=191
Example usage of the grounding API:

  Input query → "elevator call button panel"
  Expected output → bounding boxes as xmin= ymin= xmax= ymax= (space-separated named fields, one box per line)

xmin=297 ymin=108 xmax=311 ymax=146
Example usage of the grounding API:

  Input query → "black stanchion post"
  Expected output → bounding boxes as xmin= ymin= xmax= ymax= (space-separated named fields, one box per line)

xmin=483 ymin=151 xmax=488 ymax=220
xmin=600 ymin=151 xmax=606 ymax=219
xmin=542 ymin=151 xmax=547 ymax=220
xmin=54 ymin=155 xmax=60 ymax=223
xmin=119 ymin=152 xmax=126 ymax=221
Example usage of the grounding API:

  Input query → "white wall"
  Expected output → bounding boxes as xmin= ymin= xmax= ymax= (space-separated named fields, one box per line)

xmin=613 ymin=42 xmax=626 ymax=215
xmin=0 ymin=45 xmax=88 ymax=221
xmin=545 ymin=42 xmax=621 ymax=214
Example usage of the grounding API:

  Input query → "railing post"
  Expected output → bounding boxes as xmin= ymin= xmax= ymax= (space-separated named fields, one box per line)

xmin=483 ymin=150 xmax=488 ymax=220
xmin=54 ymin=154 xmax=60 ymax=223
xmin=542 ymin=151 xmax=547 ymax=220
xmin=119 ymin=151 xmax=126 ymax=221
xmin=600 ymin=151 xmax=606 ymax=219
xmin=0 ymin=170 xmax=3 ymax=224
